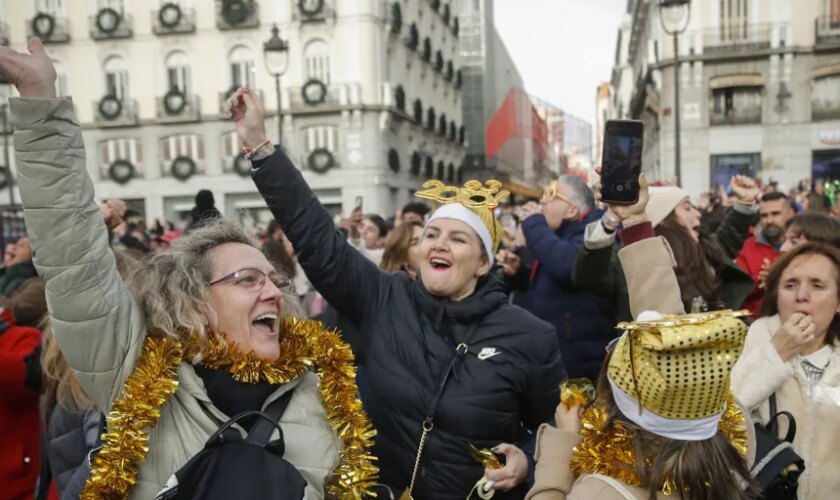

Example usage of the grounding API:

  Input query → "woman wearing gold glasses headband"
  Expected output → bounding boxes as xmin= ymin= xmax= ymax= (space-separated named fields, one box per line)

xmin=528 ymin=175 xmax=758 ymax=500
xmin=222 ymin=84 xmax=566 ymax=499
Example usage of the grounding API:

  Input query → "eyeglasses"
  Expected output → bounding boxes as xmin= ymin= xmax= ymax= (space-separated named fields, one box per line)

xmin=209 ymin=268 xmax=291 ymax=292
xmin=542 ymin=181 xmax=573 ymax=205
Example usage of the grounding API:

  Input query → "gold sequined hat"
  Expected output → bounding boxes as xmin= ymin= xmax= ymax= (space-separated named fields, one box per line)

xmin=416 ymin=180 xmax=509 ymax=264
xmin=607 ymin=310 xmax=748 ymax=440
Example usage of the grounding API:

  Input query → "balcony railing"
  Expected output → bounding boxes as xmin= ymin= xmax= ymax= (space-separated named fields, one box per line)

xmin=156 ymin=93 xmax=201 ymax=123
xmin=289 ymin=83 xmax=343 ymax=111
xmin=89 ymin=10 xmax=133 ymax=40
xmin=0 ymin=22 xmax=9 ymax=46
xmin=216 ymin=0 xmax=260 ymax=30
xmin=812 ymin=100 xmax=840 ymax=121
xmin=710 ymin=107 xmax=762 ymax=126
xmin=152 ymin=6 xmax=196 ymax=35
xmin=93 ymin=98 xmax=139 ymax=127
xmin=28 ymin=14 xmax=71 ymax=44
xmin=816 ymin=16 xmax=840 ymax=46
xmin=701 ymin=23 xmax=775 ymax=55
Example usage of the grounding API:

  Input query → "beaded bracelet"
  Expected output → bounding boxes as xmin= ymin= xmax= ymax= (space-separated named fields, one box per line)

xmin=243 ymin=139 xmax=272 ymax=160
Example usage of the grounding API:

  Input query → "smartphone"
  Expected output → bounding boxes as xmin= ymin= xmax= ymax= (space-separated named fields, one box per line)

xmin=355 ymin=196 xmax=364 ymax=209
xmin=600 ymin=119 xmax=644 ymax=205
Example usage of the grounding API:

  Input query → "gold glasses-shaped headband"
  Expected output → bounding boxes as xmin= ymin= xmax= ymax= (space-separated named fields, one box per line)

xmin=415 ymin=180 xmax=510 ymax=209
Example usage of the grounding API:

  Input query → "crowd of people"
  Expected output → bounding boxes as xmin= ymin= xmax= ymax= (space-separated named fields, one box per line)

xmin=2 ymin=37 xmax=840 ymax=500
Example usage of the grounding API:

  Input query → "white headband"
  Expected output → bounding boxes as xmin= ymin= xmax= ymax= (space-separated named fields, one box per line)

xmin=607 ymin=375 xmax=723 ymax=441
xmin=426 ymin=203 xmax=494 ymax=265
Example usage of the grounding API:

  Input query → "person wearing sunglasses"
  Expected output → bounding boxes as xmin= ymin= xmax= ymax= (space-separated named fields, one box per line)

xmin=496 ymin=176 xmax=617 ymax=382
xmin=1 ymin=40 xmax=355 ymax=499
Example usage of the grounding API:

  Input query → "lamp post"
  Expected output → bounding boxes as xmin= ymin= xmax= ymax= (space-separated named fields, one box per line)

xmin=659 ymin=0 xmax=691 ymax=187
xmin=263 ymin=24 xmax=289 ymax=149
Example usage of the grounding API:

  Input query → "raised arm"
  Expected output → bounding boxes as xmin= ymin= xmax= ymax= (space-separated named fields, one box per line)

xmin=714 ymin=176 xmax=760 ymax=260
xmin=226 ymin=88 xmax=387 ymax=327
xmin=3 ymin=39 xmax=146 ymax=411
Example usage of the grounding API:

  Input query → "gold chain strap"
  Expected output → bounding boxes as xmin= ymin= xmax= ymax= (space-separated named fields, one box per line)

xmin=403 ymin=420 xmax=434 ymax=499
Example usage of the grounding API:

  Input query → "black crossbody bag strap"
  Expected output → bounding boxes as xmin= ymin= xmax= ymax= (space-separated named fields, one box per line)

xmin=247 ymin=389 xmax=295 ymax=445
xmin=404 ymin=341 xmax=470 ymax=498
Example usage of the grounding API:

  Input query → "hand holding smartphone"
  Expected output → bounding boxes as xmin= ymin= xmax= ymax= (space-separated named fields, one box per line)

xmin=600 ymin=120 xmax=644 ymax=205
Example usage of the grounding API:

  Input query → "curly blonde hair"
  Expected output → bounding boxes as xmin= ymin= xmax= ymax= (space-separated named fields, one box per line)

xmin=125 ymin=219 xmax=303 ymax=360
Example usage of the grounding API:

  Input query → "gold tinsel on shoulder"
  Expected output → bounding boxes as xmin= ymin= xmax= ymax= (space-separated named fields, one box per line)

xmin=80 ymin=336 xmax=183 ymax=500
xmin=81 ymin=318 xmax=379 ymax=500
xmin=182 ymin=324 xmax=313 ymax=384
xmin=568 ymin=395 xmax=747 ymax=494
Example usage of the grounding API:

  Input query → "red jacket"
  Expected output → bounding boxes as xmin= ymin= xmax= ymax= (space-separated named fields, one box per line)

xmin=735 ymin=232 xmax=779 ymax=319
xmin=0 ymin=308 xmax=42 ymax=500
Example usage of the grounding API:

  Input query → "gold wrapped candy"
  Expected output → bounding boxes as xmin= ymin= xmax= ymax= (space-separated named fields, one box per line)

xmin=469 ymin=444 xmax=503 ymax=470
xmin=560 ymin=378 xmax=595 ymax=409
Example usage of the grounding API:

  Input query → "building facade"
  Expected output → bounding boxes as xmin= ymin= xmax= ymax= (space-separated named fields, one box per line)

xmin=0 ymin=0 xmax=466 ymax=226
xmin=609 ymin=0 xmax=840 ymax=198
xmin=456 ymin=0 xmax=530 ymax=188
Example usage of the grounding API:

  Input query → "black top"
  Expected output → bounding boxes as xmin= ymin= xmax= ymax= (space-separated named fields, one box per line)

xmin=251 ymin=150 xmax=567 ymax=500
xmin=193 ymin=364 xmax=278 ymax=431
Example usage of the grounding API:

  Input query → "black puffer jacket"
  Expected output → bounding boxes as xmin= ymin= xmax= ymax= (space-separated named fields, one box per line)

xmin=252 ymin=150 xmax=566 ymax=499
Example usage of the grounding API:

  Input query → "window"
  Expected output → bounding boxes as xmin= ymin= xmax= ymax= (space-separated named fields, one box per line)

xmin=53 ymin=60 xmax=68 ymax=97
xmin=719 ymin=0 xmax=748 ymax=40
xmin=100 ymin=138 xmax=142 ymax=166
xmin=97 ymin=0 xmax=125 ymax=10
xmin=161 ymin=134 xmax=205 ymax=163
xmin=302 ymin=126 xmax=337 ymax=154
xmin=228 ymin=45 xmax=255 ymax=89
xmin=304 ymin=39 xmax=331 ymax=83
xmin=36 ymin=0 xmax=65 ymax=14
xmin=222 ymin=130 xmax=240 ymax=158
xmin=103 ymin=56 xmax=129 ymax=100
xmin=711 ymin=86 xmax=762 ymax=125
xmin=710 ymin=153 xmax=759 ymax=189
xmin=814 ymin=74 xmax=840 ymax=104
xmin=302 ymin=125 xmax=338 ymax=153
xmin=165 ymin=51 xmax=190 ymax=93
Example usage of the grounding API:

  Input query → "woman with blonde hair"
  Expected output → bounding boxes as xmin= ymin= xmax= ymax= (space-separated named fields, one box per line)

xmin=2 ymin=38 xmax=375 ymax=499
xmin=379 ymin=220 xmax=423 ymax=278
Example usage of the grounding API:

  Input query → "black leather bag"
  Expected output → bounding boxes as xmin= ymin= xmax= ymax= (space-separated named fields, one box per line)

xmin=155 ymin=390 xmax=307 ymax=500
xmin=749 ymin=394 xmax=805 ymax=499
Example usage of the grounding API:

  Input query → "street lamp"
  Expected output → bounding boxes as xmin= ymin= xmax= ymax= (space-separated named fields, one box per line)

xmin=263 ymin=24 xmax=289 ymax=148
xmin=659 ymin=0 xmax=691 ymax=187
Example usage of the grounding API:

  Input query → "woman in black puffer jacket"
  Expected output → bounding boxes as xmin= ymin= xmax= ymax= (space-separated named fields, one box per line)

xmin=228 ymin=87 xmax=567 ymax=499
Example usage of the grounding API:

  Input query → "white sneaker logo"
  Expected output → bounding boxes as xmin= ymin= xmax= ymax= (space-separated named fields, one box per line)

xmin=477 ymin=347 xmax=501 ymax=361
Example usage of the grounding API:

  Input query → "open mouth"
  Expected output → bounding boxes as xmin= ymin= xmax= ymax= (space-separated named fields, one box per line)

xmin=429 ymin=257 xmax=452 ymax=271
xmin=251 ymin=313 xmax=278 ymax=335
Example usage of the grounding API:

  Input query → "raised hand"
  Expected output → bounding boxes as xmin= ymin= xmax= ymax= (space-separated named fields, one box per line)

xmin=225 ymin=87 xmax=269 ymax=150
xmin=0 ymin=37 xmax=57 ymax=98
xmin=594 ymin=166 xmax=650 ymax=224
xmin=730 ymin=175 xmax=760 ymax=203
xmin=771 ymin=312 xmax=816 ymax=362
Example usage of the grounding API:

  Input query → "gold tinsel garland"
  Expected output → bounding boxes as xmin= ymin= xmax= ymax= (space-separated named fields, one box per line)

xmin=568 ymin=395 xmax=748 ymax=495
xmin=81 ymin=318 xmax=378 ymax=500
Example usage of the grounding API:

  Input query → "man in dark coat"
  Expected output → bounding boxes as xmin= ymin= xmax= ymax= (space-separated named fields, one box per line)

xmin=497 ymin=175 xmax=616 ymax=382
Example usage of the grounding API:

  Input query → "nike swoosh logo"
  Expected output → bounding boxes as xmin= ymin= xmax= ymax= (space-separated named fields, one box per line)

xmin=477 ymin=351 xmax=501 ymax=361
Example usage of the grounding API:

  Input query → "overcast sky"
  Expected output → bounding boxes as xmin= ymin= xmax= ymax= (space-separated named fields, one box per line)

xmin=493 ymin=0 xmax=628 ymax=128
